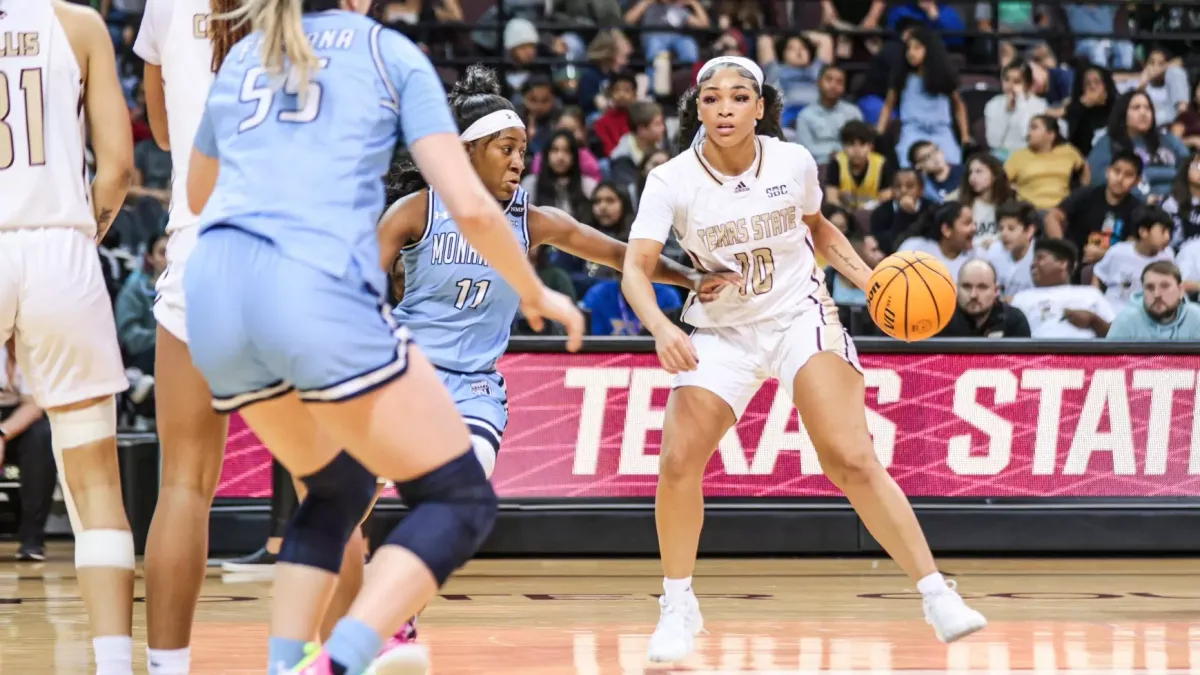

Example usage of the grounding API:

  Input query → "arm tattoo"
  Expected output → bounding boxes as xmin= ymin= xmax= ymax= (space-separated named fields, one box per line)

xmin=829 ymin=244 xmax=864 ymax=271
xmin=97 ymin=208 xmax=114 ymax=228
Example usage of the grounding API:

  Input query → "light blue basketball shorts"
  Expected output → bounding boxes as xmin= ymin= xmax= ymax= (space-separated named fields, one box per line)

xmin=435 ymin=368 xmax=508 ymax=453
xmin=183 ymin=225 xmax=409 ymax=412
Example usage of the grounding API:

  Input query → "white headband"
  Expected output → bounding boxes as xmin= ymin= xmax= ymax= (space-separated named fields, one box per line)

xmin=459 ymin=109 xmax=525 ymax=142
xmin=696 ymin=56 xmax=764 ymax=89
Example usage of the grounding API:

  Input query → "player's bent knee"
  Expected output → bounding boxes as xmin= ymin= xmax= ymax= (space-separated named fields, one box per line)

xmin=386 ymin=451 xmax=498 ymax=585
xmin=657 ymin=442 xmax=708 ymax=485
xmin=75 ymin=529 xmax=135 ymax=570
xmin=817 ymin=444 xmax=882 ymax=484
xmin=277 ymin=452 xmax=377 ymax=574
xmin=47 ymin=397 xmax=117 ymax=451
xmin=470 ymin=434 xmax=497 ymax=479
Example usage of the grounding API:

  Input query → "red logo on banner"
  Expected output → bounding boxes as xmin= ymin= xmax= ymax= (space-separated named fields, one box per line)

xmin=216 ymin=353 xmax=1200 ymax=499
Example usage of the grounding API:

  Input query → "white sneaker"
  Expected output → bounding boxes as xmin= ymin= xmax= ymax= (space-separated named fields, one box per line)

xmin=646 ymin=592 xmax=704 ymax=663
xmin=923 ymin=580 xmax=987 ymax=643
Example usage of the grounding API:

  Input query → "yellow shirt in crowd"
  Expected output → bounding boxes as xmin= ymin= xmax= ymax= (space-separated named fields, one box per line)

xmin=1004 ymin=144 xmax=1086 ymax=210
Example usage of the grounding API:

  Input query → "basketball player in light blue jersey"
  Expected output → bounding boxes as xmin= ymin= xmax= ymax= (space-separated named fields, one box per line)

xmin=372 ymin=66 xmax=740 ymax=667
xmin=180 ymin=2 xmax=583 ymax=675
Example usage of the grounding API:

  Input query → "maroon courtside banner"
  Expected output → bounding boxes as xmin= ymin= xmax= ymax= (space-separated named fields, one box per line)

xmin=216 ymin=352 xmax=1200 ymax=499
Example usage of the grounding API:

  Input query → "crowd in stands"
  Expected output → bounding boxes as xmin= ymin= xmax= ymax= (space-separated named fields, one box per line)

xmin=67 ymin=1 xmax=1200 ymax=426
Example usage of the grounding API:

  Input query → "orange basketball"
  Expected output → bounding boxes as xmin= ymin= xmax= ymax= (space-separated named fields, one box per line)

xmin=865 ymin=251 xmax=957 ymax=341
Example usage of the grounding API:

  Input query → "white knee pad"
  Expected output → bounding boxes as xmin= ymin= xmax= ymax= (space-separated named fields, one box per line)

xmin=470 ymin=434 xmax=497 ymax=479
xmin=75 ymin=529 xmax=136 ymax=570
xmin=47 ymin=396 xmax=117 ymax=451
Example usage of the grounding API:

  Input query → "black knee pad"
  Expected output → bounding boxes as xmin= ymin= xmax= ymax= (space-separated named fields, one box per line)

xmin=384 ymin=450 xmax=498 ymax=585
xmin=277 ymin=452 xmax=377 ymax=573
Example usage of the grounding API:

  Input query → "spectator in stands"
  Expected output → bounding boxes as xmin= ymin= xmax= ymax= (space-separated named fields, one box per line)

xmin=522 ymin=129 xmax=597 ymax=222
xmin=624 ymin=0 xmax=708 ymax=69
xmin=1115 ymin=46 xmax=1188 ymax=128
xmin=1005 ymin=114 xmax=1088 ymax=210
xmin=1171 ymin=236 xmax=1200 ymax=293
xmin=856 ymin=19 xmax=918 ymax=125
xmin=1163 ymin=153 xmax=1200 ymax=246
xmin=592 ymin=71 xmax=638 ymax=157
xmin=578 ymin=30 xmax=632 ymax=118
xmin=610 ymin=101 xmax=669 ymax=201
xmin=909 ymin=139 xmax=963 ymax=203
xmin=826 ymin=230 xmax=883 ymax=306
xmin=588 ymin=180 xmax=633 ymax=242
xmin=1088 ymin=91 xmax=1187 ymax=197
xmin=985 ymin=60 xmax=1047 ymax=161
xmin=556 ymin=0 xmax=625 ymax=60
xmin=1107 ymin=261 xmax=1200 ymax=339
xmin=952 ymin=153 xmax=1012 ymax=248
xmin=129 ymin=123 xmax=172 ymax=206
xmin=0 ymin=338 xmax=55 ymax=562
xmin=886 ymin=1 xmax=965 ymax=49
xmin=116 ymin=233 xmax=167 ymax=376
xmin=1045 ymin=151 xmax=1143 ymax=263
xmin=985 ymin=200 xmax=1038 ymax=299
xmin=870 ymin=167 xmax=930 ymax=253
xmin=974 ymin=2 xmax=1043 ymax=50
xmin=1092 ymin=207 xmax=1176 ymax=313
xmin=1024 ymin=43 xmax=1073 ymax=114
xmin=503 ymin=18 xmax=543 ymax=94
xmin=881 ymin=28 xmax=969 ymax=168
xmin=713 ymin=0 xmax=773 ymax=32
xmin=529 ymin=244 xmax=577 ymax=302
xmin=516 ymin=75 xmax=559 ymax=161
xmin=1065 ymin=3 xmax=1133 ymax=70
xmin=824 ymin=121 xmax=893 ymax=211
xmin=795 ymin=65 xmax=862 ymax=162
xmin=896 ymin=200 xmax=979 ymax=279
xmin=530 ymin=106 xmax=603 ymax=183
xmin=1011 ymin=238 xmax=1115 ymax=338
xmin=938 ymin=259 xmax=1031 ymax=337
xmin=757 ymin=33 xmax=827 ymax=128
xmin=822 ymin=0 xmax=886 ymax=31
xmin=1172 ymin=81 xmax=1200 ymax=157
xmin=1065 ymin=64 xmax=1117 ymax=157
xmin=636 ymin=149 xmax=671 ymax=203
xmin=581 ymin=277 xmax=683 ymax=336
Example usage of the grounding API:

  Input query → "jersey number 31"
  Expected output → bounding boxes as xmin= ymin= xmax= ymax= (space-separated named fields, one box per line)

xmin=0 ymin=69 xmax=46 ymax=171
xmin=238 ymin=59 xmax=330 ymax=132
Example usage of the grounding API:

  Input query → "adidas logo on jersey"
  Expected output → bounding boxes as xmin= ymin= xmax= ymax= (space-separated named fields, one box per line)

xmin=733 ymin=181 xmax=749 ymax=194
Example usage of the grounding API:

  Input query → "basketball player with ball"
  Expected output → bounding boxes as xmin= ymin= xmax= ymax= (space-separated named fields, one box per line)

xmin=621 ymin=55 xmax=985 ymax=663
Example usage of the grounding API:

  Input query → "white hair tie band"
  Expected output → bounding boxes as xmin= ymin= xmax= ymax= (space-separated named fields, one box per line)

xmin=696 ymin=56 xmax=764 ymax=89
xmin=459 ymin=109 xmax=525 ymax=142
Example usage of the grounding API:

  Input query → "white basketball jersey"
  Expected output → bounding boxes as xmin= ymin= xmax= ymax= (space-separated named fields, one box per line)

xmin=630 ymin=135 xmax=826 ymax=327
xmin=0 ymin=0 xmax=94 ymax=234
xmin=133 ymin=0 xmax=213 ymax=233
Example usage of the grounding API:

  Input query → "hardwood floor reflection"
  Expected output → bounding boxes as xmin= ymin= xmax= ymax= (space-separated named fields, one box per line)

xmin=0 ymin=545 xmax=1197 ymax=673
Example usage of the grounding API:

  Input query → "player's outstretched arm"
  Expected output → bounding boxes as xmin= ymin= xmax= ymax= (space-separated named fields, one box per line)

xmin=530 ymin=206 xmax=741 ymax=300
xmin=71 ymin=3 xmax=133 ymax=240
xmin=806 ymin=211 xmax=873 ymax=291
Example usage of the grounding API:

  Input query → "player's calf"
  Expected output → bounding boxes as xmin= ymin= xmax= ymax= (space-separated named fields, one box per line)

xmin=48 ymin=395 xmax=135 ymax=675
xmin=270 ymin=451 xmax=378 ymax=673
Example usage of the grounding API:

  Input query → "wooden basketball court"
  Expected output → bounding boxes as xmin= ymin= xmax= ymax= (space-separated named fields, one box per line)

xmin=0 ymin=543 xmax=1196 ymax=674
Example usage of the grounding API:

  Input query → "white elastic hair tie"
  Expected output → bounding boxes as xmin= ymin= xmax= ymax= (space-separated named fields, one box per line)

xmin=459 ymin=109 xmax=525 ymax=142
xmin=696 ymin=56 xmax=764 ymax=89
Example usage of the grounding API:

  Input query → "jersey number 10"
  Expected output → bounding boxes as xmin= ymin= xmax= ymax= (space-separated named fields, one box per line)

xmin=0 ymin=69 xmax=47 ymax=171
xmin=733 ymin=247 xmax=775 ymax=296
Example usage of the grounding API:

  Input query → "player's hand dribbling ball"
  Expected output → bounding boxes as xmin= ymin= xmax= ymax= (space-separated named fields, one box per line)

xmin=865 ymin=251 xmax=957 ymax=341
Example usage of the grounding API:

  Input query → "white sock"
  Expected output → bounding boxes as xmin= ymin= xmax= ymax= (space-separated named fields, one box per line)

xmin=663 ymin=576 xmax=693 ymax=601
xmin=916 ymin=572 xmax=949 ymax=595
xmin=93 ymin=635 xmax=133 ymax=675
xmin=147 ymin=647 xmax=191 ymax=675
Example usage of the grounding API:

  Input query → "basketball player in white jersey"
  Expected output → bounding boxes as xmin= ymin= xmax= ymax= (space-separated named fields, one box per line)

xmin=0 ymin=1 xmax=137 ymax=673
xmin=134 ymin=3 xmax=375 ymax=673
xmin=621 ymin=57 xmax=988 ymax=663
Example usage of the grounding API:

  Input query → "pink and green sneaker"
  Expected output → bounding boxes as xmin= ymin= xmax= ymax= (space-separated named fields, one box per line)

xmin=285 ymin=643 xmax=334 ymax=675
xmin=364 ymin=620 xmax=429 ymax=675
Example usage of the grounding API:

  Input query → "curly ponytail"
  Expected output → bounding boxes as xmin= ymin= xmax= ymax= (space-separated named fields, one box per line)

xmin=384 ymin=64 xmax=518 ymax=203
xmin=676 ymin=65 xmax=786 ymax=148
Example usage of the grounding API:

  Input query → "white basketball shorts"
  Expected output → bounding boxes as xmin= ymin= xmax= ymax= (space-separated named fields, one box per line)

xmin=0 ymin=227 xmax=130 ymax=409
xmin=673 ymin=300 xmax=862 ymax=418
xmin=153 ymin=226 xmax=198 ymax=343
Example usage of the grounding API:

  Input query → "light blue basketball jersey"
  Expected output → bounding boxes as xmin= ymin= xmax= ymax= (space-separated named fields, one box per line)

xmin=393 ymin=188 xmax=530 ymax=373
xmin=191 ymin=10 xmax=456 ymax=296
